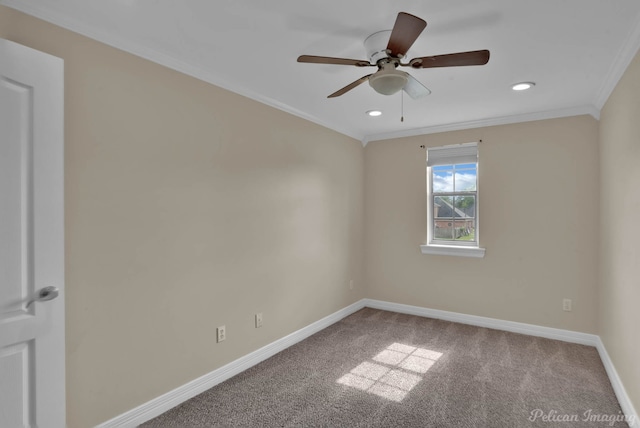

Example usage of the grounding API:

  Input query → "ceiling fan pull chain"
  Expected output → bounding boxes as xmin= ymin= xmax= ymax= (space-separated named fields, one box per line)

xmin=401 ymin=90 xmax=404 ymax=122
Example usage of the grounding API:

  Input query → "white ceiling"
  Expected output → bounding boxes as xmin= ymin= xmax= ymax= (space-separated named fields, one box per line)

xmin=3 ymin=0 xmax=640 ymax=143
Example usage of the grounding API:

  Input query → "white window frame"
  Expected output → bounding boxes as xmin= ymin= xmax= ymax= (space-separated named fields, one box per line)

xmin=420 ymin=142 xmax=486 ymax=258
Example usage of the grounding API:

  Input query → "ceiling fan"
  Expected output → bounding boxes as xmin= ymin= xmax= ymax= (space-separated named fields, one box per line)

xmin=297 ymin=12 xmax=490 ymax=99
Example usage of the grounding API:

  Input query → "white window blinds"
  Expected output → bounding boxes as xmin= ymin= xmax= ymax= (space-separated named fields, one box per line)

xmin=427 ymin=142 xmax=478 ymax=166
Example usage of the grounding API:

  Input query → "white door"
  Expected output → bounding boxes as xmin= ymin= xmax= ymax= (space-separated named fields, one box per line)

xmin=0 ymin=38 xmax=65 ymax=428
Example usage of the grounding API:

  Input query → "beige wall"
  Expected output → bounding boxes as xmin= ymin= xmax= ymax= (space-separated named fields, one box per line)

xmin=0 ymin=6 xmax=364 ymax=427
xmin=599 ymin=49 xmax=640 ymax=414
xmin=364 ymin=116 xmax=600 ymax=333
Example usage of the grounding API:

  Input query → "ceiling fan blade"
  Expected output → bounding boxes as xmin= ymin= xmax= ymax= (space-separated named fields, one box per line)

xmin=386 ymin=12 xmax=427 ymax=58
xmin=297 ymin=55 xmax=372 ymax=67
xmin=409 ymin=50 xmax=490 ymax=68
xmin=328 ymin=74 xmax=373 ymax=98
xmin=403 ymin=74 xmax=431 ymax=99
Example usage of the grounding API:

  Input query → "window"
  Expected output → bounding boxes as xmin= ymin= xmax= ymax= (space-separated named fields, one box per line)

xmin=421 ymin=142 xmax=485 ymax=258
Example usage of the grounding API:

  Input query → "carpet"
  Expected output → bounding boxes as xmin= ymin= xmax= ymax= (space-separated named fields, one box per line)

xmin=141 ymin=308 xmax=628 ymax=427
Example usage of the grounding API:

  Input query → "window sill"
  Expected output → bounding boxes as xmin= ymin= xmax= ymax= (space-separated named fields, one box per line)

xmin=420 ymin=244 xmax=486 ymax=258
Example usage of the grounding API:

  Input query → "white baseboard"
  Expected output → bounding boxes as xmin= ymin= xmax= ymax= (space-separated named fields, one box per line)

xmin=595 ymin=338 xmax=639 ymax=427
xmin=362 ymin=299 xmax=600 ymax=346
xmin=97 ymin=298 xmax=637 ymax=428
xmin=96 ymin=300 xmax=366 ymax=427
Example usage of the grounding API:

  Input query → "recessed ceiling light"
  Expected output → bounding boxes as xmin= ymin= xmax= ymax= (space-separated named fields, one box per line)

xmin=512 ymin=82 xmax=535 ymax=91
xmin=366 ymin=110 xmax=382 ymax=117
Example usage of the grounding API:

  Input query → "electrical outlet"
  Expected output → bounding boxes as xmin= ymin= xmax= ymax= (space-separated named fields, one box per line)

xmin=217 ymin=325 xmax=226 ymax=342
xmin=349 ymin=279 xmax=354 ymax=290
xmin=563 ymin=299 xmax=572 ymax=312
xmin=255 ymin=313 xmax=263 ymax=328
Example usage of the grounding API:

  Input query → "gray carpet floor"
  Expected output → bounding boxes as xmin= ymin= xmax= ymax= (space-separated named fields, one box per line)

xmin=141 ymin=308 xmax=628 ymax=427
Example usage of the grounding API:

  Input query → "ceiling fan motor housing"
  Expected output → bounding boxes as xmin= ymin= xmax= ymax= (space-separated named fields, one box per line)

xmin=364 ymin=30 xmax=393 ymax=63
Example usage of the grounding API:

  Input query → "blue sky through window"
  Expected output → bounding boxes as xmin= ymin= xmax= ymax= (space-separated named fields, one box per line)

xmin=432 ymin=164 xmax=477 ymax=192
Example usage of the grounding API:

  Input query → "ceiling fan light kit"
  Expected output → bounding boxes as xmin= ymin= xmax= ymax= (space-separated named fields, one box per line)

xmin=369 ymin=63 xmax=408 ymax=95
xmin=297 ymin=12 xmax=490 ymax=100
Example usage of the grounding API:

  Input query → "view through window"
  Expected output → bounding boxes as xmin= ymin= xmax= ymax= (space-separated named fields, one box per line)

xmin=431 ymin=163 xmax=477 ymax=243
xmin=426 ymin=142 xmax=479 ymax=248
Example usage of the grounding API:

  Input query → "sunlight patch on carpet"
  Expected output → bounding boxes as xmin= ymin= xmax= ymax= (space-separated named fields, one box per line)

xmin=337 ymin=343 xmax=443 ymax=402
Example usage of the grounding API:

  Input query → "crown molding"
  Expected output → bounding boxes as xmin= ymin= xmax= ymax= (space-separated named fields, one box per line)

xmin=361 ymin=104 xmax=600 ymax=146
xmin=593 ymin=10 xmax=640 ymax=109
xmin=4 ymin=1 xmax=636 ymax=149
xmin=0 ymin=1 xmax=362 ymax=143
